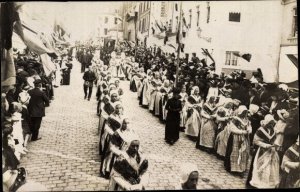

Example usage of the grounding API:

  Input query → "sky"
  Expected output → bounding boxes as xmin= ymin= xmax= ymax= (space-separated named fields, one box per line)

xmin=19 ymin=2 xmax=122 ymax=41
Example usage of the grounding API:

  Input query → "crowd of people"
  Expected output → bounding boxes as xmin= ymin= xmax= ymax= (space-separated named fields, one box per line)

xmin=3 ymin=39 xmax=298 ymax=190
xmin=126 ymin=45 xmax=299 ymax=189
xmin=82 ymin=42 xmax=299 ymax=189
xmin=77 ymin=46 xmax=150 ymax=190
xmin=1 ymin=48 xmax=72 ymax=191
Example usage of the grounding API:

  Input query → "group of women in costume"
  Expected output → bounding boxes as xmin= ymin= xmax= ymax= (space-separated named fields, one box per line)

xmin=95 ymin=54 xmax=149 ymax=191
xmin=126 ymin=47 xmax=299 ymax=189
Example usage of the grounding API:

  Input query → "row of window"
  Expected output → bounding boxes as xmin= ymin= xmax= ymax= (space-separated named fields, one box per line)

xmin=104 ymin=17 xmax=119 ymax=25
xmin=182 ymin=5 xmax=241 ymax=29
xmin=181 ymin=51 xmax=238 ymax=66
xmin=225 ymin=51 xmax=239 ymax=66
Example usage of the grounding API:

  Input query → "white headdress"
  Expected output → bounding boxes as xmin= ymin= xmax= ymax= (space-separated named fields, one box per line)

xmin=237 ymin=105 xmax=248 ymax=115
xmin=249 ymin=104 xmax=259 ymax=115
xmin=191 ymin=86 xmax=200 ymax=95
xmin=278 ymin=84 xmax=288 ymax=92
xmin=180 ymin=163 xmax=198 ymax=184
xmin=261 ymin=114 xmax=276 ymax=126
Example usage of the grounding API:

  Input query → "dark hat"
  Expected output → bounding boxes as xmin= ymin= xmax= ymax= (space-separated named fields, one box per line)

xmin=172 ymin=87 xmax=181 ymax=95
xmin=209 ymin=63 xmax=215 ymax=68
xmin=33 ymin=79 xmax=42 ymax=85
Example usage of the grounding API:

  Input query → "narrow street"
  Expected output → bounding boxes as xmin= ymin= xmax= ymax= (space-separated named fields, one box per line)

xmin=20 ymin=59 xmax=247 ymax=190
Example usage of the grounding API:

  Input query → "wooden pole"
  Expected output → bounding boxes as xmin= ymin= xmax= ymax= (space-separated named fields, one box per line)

xmin=134 ymin=11 xmax=138 ymax=60
xmin=116 ymin=16 xmax=119 ymax=49
xmin=175 ymin=1 xmax=183 ymax=88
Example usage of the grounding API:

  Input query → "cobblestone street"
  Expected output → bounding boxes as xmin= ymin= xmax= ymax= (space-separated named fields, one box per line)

xmin=20 ymin=59 xmax=247 ymax=190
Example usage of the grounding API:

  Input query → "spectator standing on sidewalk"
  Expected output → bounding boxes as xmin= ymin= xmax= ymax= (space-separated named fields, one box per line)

xmin=27 ymin=79 xmax=50 ymax=141
xmin=83 ymin=66 xmax=96 ymax=101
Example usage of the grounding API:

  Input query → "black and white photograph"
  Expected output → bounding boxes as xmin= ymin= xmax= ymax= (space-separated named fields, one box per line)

xmin=1 ymin=1 xmax=299 ymax=191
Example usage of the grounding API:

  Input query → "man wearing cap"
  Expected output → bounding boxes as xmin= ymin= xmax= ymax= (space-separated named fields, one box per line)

xmin=28 ymin=79 xmax=50 ymax=141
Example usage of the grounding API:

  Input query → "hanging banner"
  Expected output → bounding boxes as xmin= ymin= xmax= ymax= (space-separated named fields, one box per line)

xmin=40 ymin=54 xmax=56 ymax=76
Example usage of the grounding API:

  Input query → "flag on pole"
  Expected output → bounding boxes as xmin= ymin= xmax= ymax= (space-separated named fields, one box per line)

xmin=167 ymin=43 xmax=177 ymax=50
xmin=201 ymin=48 xmax=215 ymax=63
xmin=151 ymin=27 xmax=155 ymax=34
xmin=53 ymin=23 xmax=66 ymax=41
xmin=14 ymin=22 xmax=55 ymax=56
xmin=182 ymin=17 xmax=188 ymax=29
xmin=233 ymin=52 xmax=252 ymax=62
xmin=155 ymin=20 xmax=164 ymax=32
xmin=40 ymin=54 xmax=56 ymax=76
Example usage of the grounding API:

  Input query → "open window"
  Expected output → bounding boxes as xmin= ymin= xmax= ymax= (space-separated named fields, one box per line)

xmin=229 ymin=12 xmax=241 ymax=22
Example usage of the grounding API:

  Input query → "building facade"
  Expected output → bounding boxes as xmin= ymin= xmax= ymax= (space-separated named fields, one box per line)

xmin=95 ymin=6 xmax=124 ymax=44
xmin=122 ymin=2 xmax=138 ymax=42
xmin=278 ymin=0 xmax=298 ymax=84
xmin=120 ymin=1 xmax=297 ymax=83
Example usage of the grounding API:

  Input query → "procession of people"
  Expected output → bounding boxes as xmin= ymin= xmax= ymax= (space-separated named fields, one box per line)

xmin=81 ymin=41 xmax=299 ymax=190
xmin=1 ymin=1 xmax=299 ymax=190
xmin=2 ymin=40 xmax=299 ymax=190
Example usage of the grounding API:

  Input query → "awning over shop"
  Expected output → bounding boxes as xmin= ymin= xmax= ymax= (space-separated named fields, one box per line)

xmin=278 ymin=46 xmax=298 ymax=84
xmin=286 ymin=54 xmax=298 ymax=68
xmin=284 ymin=54 xmax=298 ymax=89
xmin=285 ymin=80 xmax=299 ymax=89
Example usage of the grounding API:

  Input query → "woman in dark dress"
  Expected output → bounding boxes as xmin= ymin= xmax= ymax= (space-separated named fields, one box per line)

xmin=165 ymin=88 xmax=182 ymax=145
xmin=279 ymin=136 xmax=299 ymax=188
xmin=2 ymin=122 xmax=20 ymax=169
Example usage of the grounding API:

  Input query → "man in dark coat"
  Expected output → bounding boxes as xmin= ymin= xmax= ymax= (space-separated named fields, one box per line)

xmin=80 ymin=49 xmax=89 ymax=73
xmin=83 ymin=66 xmax=96 ymax=101
xmin=247 ymin=88 xmax=261 ymax=108
xmin=28 ymin=79 xmax=50 ymax=141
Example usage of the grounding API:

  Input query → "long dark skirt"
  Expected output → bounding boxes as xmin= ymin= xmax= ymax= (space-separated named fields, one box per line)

xmin=130 ymin=79 xmax=137 ymax=92
xmin=159 ymin=99 xmax=164 ymax=121
xmin=3 ymin=147 xmax=20 ymax=169
xmin=165 ymin=111 xmax=180 ymax=143
xmin=279 ymin=169 xmax=300 ymax=188
xmin=139 ymin=84 xmax=145 ymax=106
xmin=224 ymin=133 xmax=234 ymax=172
xmin=99 ymin=119 xmax=107 ymax=155
xmin=97 ymin=100 xmax=102 ymax=115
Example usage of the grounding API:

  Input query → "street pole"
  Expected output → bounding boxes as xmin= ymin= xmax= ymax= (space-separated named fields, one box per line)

xmin=116 ymin=16 xmax=119 ymax=50
xmin=134 ymin=10 xmax=138 ymax=60
xmin=175 ymin=1 xmax=183 ymax=88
